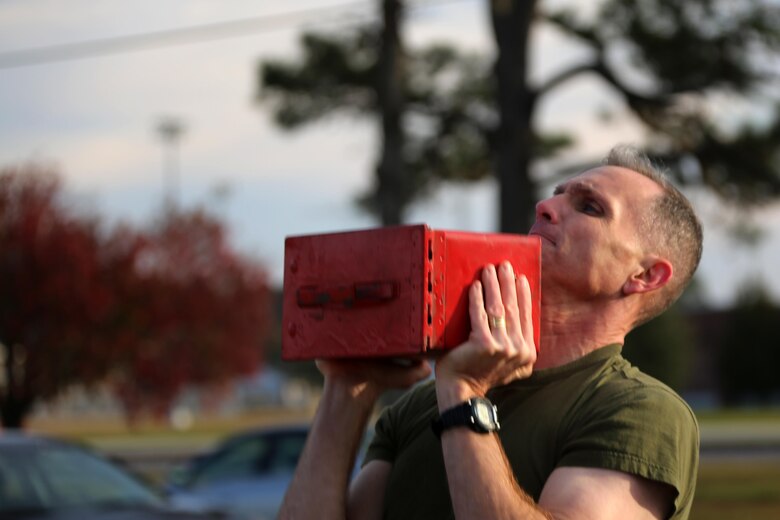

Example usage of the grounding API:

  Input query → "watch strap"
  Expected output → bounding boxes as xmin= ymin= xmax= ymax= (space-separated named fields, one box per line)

xmin=431 ymin=402 xmax=473 ymax=437
xmin=431 ymin=398 xmax=498 ymax=437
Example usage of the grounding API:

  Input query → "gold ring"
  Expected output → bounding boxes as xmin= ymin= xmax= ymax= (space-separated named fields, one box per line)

xmin=488 ymin=315 xmax=506 ymax=330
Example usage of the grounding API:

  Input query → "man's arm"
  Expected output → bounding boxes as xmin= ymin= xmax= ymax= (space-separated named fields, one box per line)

xmin=435 ymin=262 xmax=547 ymax=518
xmin=278 ymin=359 xmax=430 ymax=520
xmin=539 ymin=467 xmax=677 ymax=520
xmin=347 ymin=459 xmax=393 ymax=520
xmin=434 ymin=262 xmax=675 ymax=519
xmin=438 ymin=426 xmax=675 ymax=520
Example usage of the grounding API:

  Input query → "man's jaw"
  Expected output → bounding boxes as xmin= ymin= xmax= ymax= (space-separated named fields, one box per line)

xmin=529 ymin=227 xmax=556 ymax=246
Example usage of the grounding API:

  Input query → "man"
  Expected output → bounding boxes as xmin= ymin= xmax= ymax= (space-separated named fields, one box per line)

xmin=279 ymin=145 xmax=703 ymax=519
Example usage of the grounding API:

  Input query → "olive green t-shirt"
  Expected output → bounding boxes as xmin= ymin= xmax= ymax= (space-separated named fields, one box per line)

xmin=365 ymin=344 xmax=699 ymax=519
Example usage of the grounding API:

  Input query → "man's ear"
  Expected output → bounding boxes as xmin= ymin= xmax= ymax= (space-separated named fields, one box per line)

xmin=623 ymin=258 xmax=673 ymax=296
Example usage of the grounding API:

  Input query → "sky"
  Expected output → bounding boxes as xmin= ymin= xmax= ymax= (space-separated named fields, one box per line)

xmin=1 ymin=0 xmax=779 ymax=308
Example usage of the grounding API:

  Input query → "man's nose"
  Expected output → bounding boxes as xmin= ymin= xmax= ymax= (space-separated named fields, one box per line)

xmin=535 ymin=197 xmax=558 ymax=224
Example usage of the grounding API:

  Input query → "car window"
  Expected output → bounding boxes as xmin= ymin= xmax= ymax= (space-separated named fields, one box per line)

xmin=0 ymin=445 xmax=161 ymax=511
xmin=0 ymin=456 xmax=45 ymax=509
xmin=189 ymin=437 xmax=270 ymax=488
xmin=35 ymin=447 xmax=159 ymax=506
xmin=266 ymin=432 xmax=307 ymax=474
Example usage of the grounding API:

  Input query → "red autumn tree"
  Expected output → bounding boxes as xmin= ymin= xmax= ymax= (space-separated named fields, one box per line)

xmin=0 ymin=164 xmax=270 ymax=428
xmin=108 ymin=208 xmax=270 ymax=419
xmin=0 ymin=165 xmax=114 ymax=427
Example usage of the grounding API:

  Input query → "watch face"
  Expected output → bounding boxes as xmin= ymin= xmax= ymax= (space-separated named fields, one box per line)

xmin=472 ymin=399 xmax=498 ymax=431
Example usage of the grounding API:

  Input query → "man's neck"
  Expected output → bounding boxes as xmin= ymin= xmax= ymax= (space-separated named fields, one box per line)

xmin=534 ymin=299 xmax=632 ymax=370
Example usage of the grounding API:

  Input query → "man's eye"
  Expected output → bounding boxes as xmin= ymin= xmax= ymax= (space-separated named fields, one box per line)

xmin=580 ymin=200 xmax=602 ymax=216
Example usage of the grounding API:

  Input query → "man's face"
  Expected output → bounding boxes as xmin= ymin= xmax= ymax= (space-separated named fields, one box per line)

xmin=529 ymin=166 xmax=664 ymax=301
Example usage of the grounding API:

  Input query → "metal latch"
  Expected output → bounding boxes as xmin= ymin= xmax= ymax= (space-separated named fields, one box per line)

xmin=296 ymin=281 xmax=398 ymax=308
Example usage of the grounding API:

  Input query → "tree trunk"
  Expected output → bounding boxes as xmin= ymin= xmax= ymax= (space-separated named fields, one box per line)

xmin=490 ymin=0 xmax=538 ymax=233
xmin=0 ymin=342 xmax=31 ymax=428
xmin=375 ymin=0 xmax=406 ymax=226
xmin=1 ymin=399 xmax=30 ymax=429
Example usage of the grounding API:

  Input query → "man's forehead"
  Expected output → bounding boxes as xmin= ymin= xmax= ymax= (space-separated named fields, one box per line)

xmin=558 ymin=166 xmax=663 ymax=198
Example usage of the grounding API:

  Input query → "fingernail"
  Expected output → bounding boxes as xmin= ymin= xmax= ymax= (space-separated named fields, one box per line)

xmin=503 ymin=261 xmax=513 ymax=273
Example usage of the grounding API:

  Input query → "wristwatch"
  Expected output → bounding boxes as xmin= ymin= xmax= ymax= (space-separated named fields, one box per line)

xmin=431 ymin=397 xmax=500 ymax=437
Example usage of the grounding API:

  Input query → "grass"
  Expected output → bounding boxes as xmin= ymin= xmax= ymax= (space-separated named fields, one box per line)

xmin=27 ymin=407 xmax=315 ymax=447
xmin=692 ymin=462 xmax=780 ymax=520
xmin=695 ymin=408 xmax=780 ymax=424
xmin=691 ymin=407 xmax=780 ymax=518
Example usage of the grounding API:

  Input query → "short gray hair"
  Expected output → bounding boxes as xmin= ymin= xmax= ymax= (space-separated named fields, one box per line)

xmin=605 ymin=145 xmax=703 ymax=325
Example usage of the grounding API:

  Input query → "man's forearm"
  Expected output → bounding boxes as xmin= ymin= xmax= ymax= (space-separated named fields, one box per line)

xmin=433 ymin=265 xmax=545 ymax=518
xmin=437 ymin=380 xmax=551 ymax=519
xmin=440 ymin=428 xmax=552 ymax=519
xmin=278 ymin=380 xmax=376 ymax=520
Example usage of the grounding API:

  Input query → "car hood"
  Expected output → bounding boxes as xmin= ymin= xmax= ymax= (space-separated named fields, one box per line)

xmin=0 ymin=505 xmax=217 ymax=520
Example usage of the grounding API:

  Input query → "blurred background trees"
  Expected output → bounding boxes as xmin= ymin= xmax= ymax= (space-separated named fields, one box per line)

xmin=259 ymin=0 xmax=780 ymax=396
xmin=107 ymin=209 xmax=270 ymax=421
xmin=260 ymin=0 xmax=780 ymax=232
xmin=717 ymin=286 xmax=780 ymax=405
xmin=4 ymin=1 xmax=780 ymax=420
xmin=623 ymin=303 xmax=695 ymax=391
xmin=0 ymin=166 xmax=112 ymax=427
xmin=0 ymin=164 xmax=270 ymax=428
xmin=259 ymin=0 xmax=495 ymax=226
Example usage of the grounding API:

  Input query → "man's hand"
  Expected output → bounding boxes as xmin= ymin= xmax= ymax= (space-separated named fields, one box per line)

xmin=435 ymin=261 xmax=537 ymax=403
xmin=317 ymin=357 xmax=432 ymax=408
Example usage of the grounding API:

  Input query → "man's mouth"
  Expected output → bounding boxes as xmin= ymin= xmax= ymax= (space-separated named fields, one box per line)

xmin=529 ymin=229 xmax=555 ymax=246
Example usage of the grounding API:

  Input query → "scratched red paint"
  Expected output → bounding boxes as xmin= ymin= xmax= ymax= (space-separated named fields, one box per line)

xmin=282 ymin=224 xmax=541 ymax=361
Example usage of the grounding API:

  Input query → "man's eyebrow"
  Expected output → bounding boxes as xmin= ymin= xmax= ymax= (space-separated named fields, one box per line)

xmin=553 ymin=180 xmax=597 ymax=197
xmin=554 ymin=180 xmax=613 ymax=214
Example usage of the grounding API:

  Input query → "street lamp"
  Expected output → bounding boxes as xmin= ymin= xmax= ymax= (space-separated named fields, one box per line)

xmin=156 ymin=117 xmax=186 ymax=208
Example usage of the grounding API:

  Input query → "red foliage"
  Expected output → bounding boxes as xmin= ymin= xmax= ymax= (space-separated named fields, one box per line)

xmin=0 ymin=165 xmax=270 ymax=427
xmin=0 ymin=165 xmax=116 ymax=427
xmin=110 ymin=209 xmax=270 ymax=419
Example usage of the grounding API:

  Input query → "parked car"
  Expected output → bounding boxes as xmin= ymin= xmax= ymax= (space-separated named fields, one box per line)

xmin=0 ymin=430 xmax=212 ymax=519
xmin=164 ymin=425 xmax=369 ymax=520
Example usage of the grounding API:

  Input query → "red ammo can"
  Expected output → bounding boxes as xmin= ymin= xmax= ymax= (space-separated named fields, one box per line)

xmin=281 ymin=224 xmax=541 ymax=360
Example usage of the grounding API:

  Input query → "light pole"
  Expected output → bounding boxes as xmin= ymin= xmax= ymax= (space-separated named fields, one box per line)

xmin=156 ymin=117 xmax=186 ymax=208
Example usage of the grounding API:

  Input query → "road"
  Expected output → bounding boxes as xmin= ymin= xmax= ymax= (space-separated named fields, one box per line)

xmin=700 ymin=421 xmax=780 ymax=463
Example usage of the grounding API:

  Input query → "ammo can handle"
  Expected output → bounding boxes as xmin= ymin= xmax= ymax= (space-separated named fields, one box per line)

xmin=296 ymin=281 xmax=397 ymax=308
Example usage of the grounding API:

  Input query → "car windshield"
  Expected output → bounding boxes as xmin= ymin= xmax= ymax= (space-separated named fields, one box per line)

xmin=186 ymin=429 xmax=308 ymax=489
xmin=0 ymin=442 xmax=164 ymax=513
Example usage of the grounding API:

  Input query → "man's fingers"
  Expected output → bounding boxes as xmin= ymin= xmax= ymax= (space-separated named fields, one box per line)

xmin=378 ymin=358 xmax=432 ymax=388
xmin=316 ymin=358 xmax=432 ymax=391
xmin=468 ymin=280 xmax=492 ymax=343
xmin=439 ymin=267 xmax=536 ymax=392
xmin=482 ymin=264 xmax=507 ymax=340
xmin=516 ymin=274 xmax=534 ymax=349
xmin=498 ymin=261 xmax=520 ymax=338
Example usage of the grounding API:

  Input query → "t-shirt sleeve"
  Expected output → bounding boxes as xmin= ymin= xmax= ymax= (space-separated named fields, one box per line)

xmin=363 ymin=380 xmax=438 ymax=467
xmin=558 ymin=382 xmax=699 ymax=518
xmin=364 ymin=402 xmax=399 ymax=465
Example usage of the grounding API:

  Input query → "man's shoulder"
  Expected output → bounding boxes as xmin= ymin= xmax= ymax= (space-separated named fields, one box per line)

xmin=587 ymin=355 xmax=699 ymax=429
xmin=562 ymin=356 xmax=699 ymax=520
